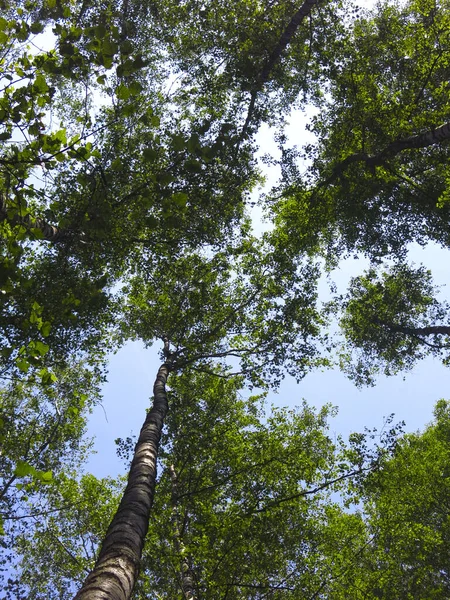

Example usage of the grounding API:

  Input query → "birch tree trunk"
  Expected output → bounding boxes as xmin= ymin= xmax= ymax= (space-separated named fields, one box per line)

xmin=73 ymin=341 xmax=173 ymax=600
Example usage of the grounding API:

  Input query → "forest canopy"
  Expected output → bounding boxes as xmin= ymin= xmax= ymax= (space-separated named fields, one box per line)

xmin=1 ymin=0 xmax=450 ymax=597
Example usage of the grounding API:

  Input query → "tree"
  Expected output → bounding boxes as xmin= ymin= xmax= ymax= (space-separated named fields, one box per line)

xmin=4 ymin=474 xmax=123 ymax=600
xmin=270 ymin=0 xmax=450 ymax=264
xmin=1 ymin=1 xmax=341 ymax=595
xmin=135 ymin=368 xmax=384 ymax=600
xmin=333 ymin=263 xmax=450 ymax=385
xmin=3 ymin=0 xmax=450 ymax=597
xmin=8 ymin=366 xmax=398 ymax=599
xmin=72 ymin=230 xmax=330 ymax=598
xmin=322 ymin=400 xmax=450 ymax=599
xmin=0 ymin=360 xmax=103 ymax=587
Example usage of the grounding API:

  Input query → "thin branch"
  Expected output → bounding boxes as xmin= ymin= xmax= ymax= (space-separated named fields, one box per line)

xmin=244 ymin=467 xmax=370 ymax=516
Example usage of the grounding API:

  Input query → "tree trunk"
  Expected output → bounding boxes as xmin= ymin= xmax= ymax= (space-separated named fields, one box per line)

xmin=241 ymin=0 xmax=320 ymax=137
xmin=0 ymin=193 xmax=68 ymax=242
xmin=260 ymin=0 xmax=320 ymax=84
xmin=73 ymin=341 xmax=173 ymax=600
xmin=169 ymin=464 xmax=198 ymax=600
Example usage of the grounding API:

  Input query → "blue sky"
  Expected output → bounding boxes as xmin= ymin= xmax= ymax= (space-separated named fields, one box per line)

xmin=87 ymin=241 xmax=450 ymax=479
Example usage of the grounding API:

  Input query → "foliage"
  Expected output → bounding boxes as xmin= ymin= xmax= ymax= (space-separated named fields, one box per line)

xmin=7 ymin=368 xmax=402 ymax=599
xmin=0 ymin=360 xmax=103 ymax=590
xmin=323 ymin=399 xmax=450 ymax=598
xmin=333 ymin=263 xmax=450 ymax=385
xmin=271 ymin=0 xmax=450 ymax=264
xmin=1 ymin=0 xmax=450 ymax=597
xmin=4 ymin=473 xmax=123 ymax=600
xmin=123 ymin=238 xmax=327 ymax=387
xmin=132 ymin=369 xmax=398 ymax=599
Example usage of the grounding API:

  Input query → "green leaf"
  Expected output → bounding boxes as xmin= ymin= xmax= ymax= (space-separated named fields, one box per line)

xmin=41 ymin=322 xmax=51 ymax=337
xmin=129 ymin=81 xmax=143 ymax=96
xmin=33 ymin=73 xmax=49 ymax=93
xmin=172 ymin=134 xmax=185 ymax=151
xmin=32 ymin=301 xmax=42 ymax=313
xmin=101 ymin=39 xmax=119 ymax=57
xmin=16 ymin=359 xmax=30 ymax=373
xmin=172 ymin=192 xmax=188 ymax=208
xmin=34 ymin=341 xmax=50 ymax=356
xmin=116 ymin=85 xmax=131 ymax=100
xmin=143 ymin=147 xmax=158 ymax=161
xmin=95 ymin=25 xmax=107 ymax=39
xmin=30 ymin=227 xmax=45 ymax=239
xmin=14 ymin=460 xmax=36 ymax=478
xmin=36 ymin=470 xmax=53 ymax=483
xmin=40 ymin=369 xmax=58 ymax=385
xmin=30 ymin=22 xmax=44 ymax=34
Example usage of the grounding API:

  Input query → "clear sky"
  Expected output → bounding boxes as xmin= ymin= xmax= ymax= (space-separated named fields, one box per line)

xmin=87 ymin=245 xmax=450 ymax=479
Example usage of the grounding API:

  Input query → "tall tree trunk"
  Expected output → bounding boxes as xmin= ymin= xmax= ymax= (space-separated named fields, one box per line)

xmin=73 ymin=340 xmax=174 ymax=600
xmin=169 ymin=464 xmax=198 ymax=600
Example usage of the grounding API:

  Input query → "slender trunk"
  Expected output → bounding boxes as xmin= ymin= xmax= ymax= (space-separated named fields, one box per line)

xmin=383 ymin=120 xmax=450 ymax=154
xmin=169 ymin=464 xmax=198 ymax=600
xmin=259 ymin=0 xmax=320 ymax=84
xmin=74 ymin=342 xmax=173 ymax=600
xmin=241 ymin=0 xmax=320 ymax=137
xmin=0 ymin=474 xmax=18 ymax=502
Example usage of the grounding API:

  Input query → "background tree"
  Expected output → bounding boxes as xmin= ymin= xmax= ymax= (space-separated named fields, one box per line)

xmin=332 ymin=263 xmax=450 ymax=385
xmin=322 ymin=399 xmax=450 ymax=599
xmin=0 ymin=360 xmax=103 ymax=589
xmin=136 ymin=368 xmax=386 ymax=600
xmin=4 ymin=474 xmax=123 ymax=600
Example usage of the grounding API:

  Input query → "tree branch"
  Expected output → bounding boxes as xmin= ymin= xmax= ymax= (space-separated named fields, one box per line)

xmin=241 ymin=0 xmax=320 ymax=138
xmin=324 ymin=120 xmax=450 ymax=187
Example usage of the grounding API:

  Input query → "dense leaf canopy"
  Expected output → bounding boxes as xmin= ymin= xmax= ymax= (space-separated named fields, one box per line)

xmin=1 ymin=0 xmax=450 ymax=597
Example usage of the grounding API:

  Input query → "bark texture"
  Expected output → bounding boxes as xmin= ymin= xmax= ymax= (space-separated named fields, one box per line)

xmin=73 ymin=347 xmax=173 ymax=600
xmin=169 ymin=464 xmax=198 ymax=600
xmin=382 ymin=322 xmax=450 ymax=338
